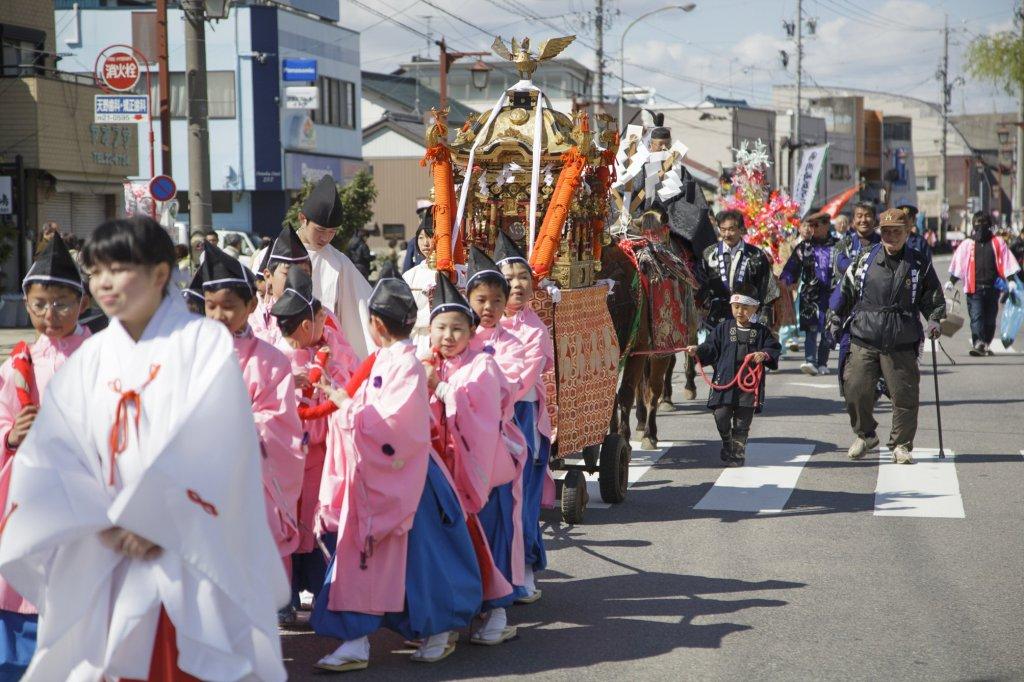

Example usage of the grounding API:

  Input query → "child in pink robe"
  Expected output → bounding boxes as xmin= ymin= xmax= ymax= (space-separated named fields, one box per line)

xmin=185 ymin=244 xmax=305 ymax=564
xmin=0 ymin=234 xmax=89 ymax=676
xmin=425 ymin=272 xmax=522 ymax=646
xmin=310 ymin=277 xmax=481 ymax=671
xmin=250 ymin=226 xmax=311 ymax=348
xmin=270 ymin=265 xmax=357 ymax=624
xmin=496 ymin=232 xmax=556 ymax=602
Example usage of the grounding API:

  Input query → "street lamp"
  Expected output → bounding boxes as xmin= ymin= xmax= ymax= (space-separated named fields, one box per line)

xmin=436 ymin=38 xmax=491 ymax=110
xmin=204 ymin=0 xmax=233 ymax=20
xmin=618 ymin=3 xmax=696 ymax=131
xmin=470 ymin=58 xmax=492 ymax=92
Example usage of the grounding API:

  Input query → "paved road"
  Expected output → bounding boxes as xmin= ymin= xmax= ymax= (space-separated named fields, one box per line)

xmin=282 ymin=257 xmax=1024 ymax=681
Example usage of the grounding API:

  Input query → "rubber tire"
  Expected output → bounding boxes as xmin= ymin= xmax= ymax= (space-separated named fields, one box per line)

xmin=598 ymin=433 xmax=630 ymax=504
xmin=560 ymin=470 xmax=587 ymax=524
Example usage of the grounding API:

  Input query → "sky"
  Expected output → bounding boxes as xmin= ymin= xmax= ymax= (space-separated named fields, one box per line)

xmin=345 ymin=0 xmax=1020 ymax=114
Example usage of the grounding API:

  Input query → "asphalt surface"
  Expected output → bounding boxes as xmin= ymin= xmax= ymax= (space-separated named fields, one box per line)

xmin=281 ymin=254 xmax=1024 ymax=681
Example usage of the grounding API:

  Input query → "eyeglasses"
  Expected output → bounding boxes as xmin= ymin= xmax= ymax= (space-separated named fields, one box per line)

xmin=28 ymin=300 xmax=77 ymax=317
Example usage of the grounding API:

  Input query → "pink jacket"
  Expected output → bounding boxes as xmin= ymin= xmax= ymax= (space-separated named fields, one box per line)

xmin=234 ymin=329 xmax=305 ymax=558
xmin=248 ymin=295 xmax=281 ymax=347
xmin=0 ymin=325 xmax=89 ymax=613
xmin=500 ymin=306 xmax=555 ymax=438
xmin=949 ymin=236 xmax=1021 ymax=294
xmin=320 ymin=341 xmax=431 ymax=614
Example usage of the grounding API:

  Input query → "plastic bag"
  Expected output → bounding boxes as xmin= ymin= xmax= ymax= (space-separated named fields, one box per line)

xmin=1000 ymin=286 xmax=1023 ymax=346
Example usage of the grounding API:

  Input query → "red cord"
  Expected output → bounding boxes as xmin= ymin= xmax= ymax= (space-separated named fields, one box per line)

xmin=692 ymin=353 xmax=765 ymax=406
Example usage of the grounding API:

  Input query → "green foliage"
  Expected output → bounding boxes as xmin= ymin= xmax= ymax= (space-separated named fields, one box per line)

xmin=282 ymin=170 xmax=378 ymax=250
xmin=965 ymin=19 xmax=1024 ymax=95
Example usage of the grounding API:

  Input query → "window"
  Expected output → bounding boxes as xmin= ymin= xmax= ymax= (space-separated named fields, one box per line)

xmin=151 ymin=71 xmax=236 ymax=119
xmin=915 ymin=175 xmax=936 ymax=192
xmin=174 ymin=191 xmax=234 ymax=214
xmin=1 ymin=38 xmax=43 ymax=76
xmin=883 ymin=120 xmax=911 ymax=140
xmin=312 ymin=76 xmax=356 ymax=129
xmin=382 ymin=223 xmax=405 ymax=240
xmin=829 ymin=163 xmax=851 ymax=181
xmin=997 ymin=131 xmax=1010 ymax=144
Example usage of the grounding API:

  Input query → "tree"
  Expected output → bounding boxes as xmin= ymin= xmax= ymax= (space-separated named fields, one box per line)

xmin=282 ymin=169 xmax=378 ymax=250
xmin=965 ymin=19 xmax=1024 ymax=95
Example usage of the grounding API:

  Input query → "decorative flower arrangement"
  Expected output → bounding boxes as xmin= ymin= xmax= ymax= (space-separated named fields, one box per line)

xmin=720 ymin=139 xmax=801 ymax=263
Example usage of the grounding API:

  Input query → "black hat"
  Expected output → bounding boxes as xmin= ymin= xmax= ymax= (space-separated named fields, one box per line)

xmin=23 ymin=233 xmax=84 ymax=293
xmin=466 ymin=245 xmax=508 ymax=292
xmin=254 ymin=244 xmax=273 ymax=279
xmin=897 ymin=201 xmax=919 ymax=217
xmin=492 ymin=230 xmax=529 ymax=269
xmin=200 ymin=242 xmax=254 ymax=293
xmin=269 ymin=227 xmax=310 ymax=265
xmin=377 ymin=260 xmax=400 ymax=280
xmin=183 ymin=267 xmax=205 ymax=303
xmin=429 ymin=271 xmax=475 ymax=322
xmin=369 ymin=277 xmax=417 ymax=326
xmin=270 ymin=264 xmax=317 ymax=318
xmin=301 ymin=175 xmax=343 ymax=228
xmin=647 ymin=111 xmax=670 ymax=141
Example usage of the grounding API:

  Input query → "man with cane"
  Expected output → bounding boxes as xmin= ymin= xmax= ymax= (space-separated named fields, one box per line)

xmin=829 ymin=209 xmax=946 ymax=464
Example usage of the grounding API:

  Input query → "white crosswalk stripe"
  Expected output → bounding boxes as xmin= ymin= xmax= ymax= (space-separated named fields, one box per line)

xmin=873 ymin=448 xmax=964 ymax=518
xmin=585 ymin=441 xmax=674 ymax=509
xmin=694 ymin=443 xmax=815 ymax=513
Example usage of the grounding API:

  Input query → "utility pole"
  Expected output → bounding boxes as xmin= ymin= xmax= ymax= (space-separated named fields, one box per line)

xmin=595 ymin=0 xmax=605 ymax=109
xmin=1016 ymin=4 xmax=1024 ymax=227
xmin=792 ymin=0 xmax=803 ymax=195
xmin=183 ymin=0 xmax=213 ymax=233
xmin=156 ymin=0 xmax=171 ymax=176
xmin=939 ymin=13 xmax=949 ymax=240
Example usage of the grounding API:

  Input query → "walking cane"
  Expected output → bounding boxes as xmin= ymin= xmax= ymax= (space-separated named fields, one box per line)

xmin=930 ymin=336 xmax=945 ymax=459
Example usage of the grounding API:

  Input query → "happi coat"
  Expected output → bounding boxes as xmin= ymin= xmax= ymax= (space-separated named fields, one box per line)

xmin=0 ymin=295 xmax=288 ymax=681
xmin=233 ymin=327 xmax=304 ymax=558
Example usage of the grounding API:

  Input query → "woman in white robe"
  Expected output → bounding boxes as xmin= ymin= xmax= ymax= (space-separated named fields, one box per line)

xmin=0 ymin=217 xmax=288 ymax=681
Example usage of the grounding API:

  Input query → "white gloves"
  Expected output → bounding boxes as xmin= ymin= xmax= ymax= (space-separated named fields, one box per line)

xmin=538 ymin=278 xmax=562 ymax=304
xmin=926 ymin=321 xmax=942 ymax=339
xmin=943 ymin=281 xmax=955 ymax=294
xmin=1009 ymin=279 xmax=1018 ymax=294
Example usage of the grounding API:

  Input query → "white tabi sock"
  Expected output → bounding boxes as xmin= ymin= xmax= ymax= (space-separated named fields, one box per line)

xmin=476 ymin=608 xmax=508 ymax=640
xmin=321 ymin=635 xmax=370 ymax=665
xmin=414 ymin=631 xmax=451 ymax=659
xmin=524 ymin=565 xmax=537 ymax=594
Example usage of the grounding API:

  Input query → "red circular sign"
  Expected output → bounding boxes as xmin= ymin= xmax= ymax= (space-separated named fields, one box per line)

xmin=100 ymin=52 xmax=141 ymax=92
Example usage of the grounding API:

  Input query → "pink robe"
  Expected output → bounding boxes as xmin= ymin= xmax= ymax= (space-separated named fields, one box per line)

xmin=319 ymin=341 xmax=431 ymax=614
xmin=431 ymin=347 xmax=525 ymax=599
xmin=0 ymin=326 xmax=89 ymax=614
xmin=276 ymin=333 xmax=356 ymax=554
xmin=949 ymin=236 xmax=1021 ymax=294
xmin=249 ymin=295 xmax=281 ymax=347
xmin=233 ymin=328 xmax=305 ymax=558
xmin=501 ymin=306 xmax=557 ymax=507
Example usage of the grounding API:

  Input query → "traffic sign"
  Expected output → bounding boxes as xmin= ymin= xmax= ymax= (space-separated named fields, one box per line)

xmin=149 ymin=175 xmax=177 ymax=202
xmin=94 ymin=94 xmax=149 ymax=122
xmin=100 ymin=51 xmax=141 ymax=92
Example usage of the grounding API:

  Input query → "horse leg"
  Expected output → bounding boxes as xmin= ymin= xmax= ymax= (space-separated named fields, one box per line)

xmin=614 ymin=354 xmax=645 ymax=443
xmin=682 ymin=353 xmax=698 ymax=400
xmin=634 ymin=362 xmax=649 ymax=440
xmin=659 ymin=355 xmax=677 ymax=412
xmin=642 ymin=355 xmax=670 ymax=450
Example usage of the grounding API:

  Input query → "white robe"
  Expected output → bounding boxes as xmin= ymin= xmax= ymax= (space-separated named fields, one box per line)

xmin=306 ymin=243 xmax=376 ymax=359
xmin=0 ymin=294 xmax=288 ymax=682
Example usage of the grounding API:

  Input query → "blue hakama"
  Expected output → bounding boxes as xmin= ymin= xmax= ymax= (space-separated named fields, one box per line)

xmin=477 ymin=481 xmax=528 ymax=609
xmin=311 ymin=458 xmax=482 ymax=641
xmin=514 ymin=400 xmax=548 ymax=572
xmin=0 ymin=610 xmax=37 ymax=679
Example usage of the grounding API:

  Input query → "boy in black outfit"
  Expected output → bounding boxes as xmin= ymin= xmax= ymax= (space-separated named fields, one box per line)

xmin=686 ymin=282 xmax=781 ymax=466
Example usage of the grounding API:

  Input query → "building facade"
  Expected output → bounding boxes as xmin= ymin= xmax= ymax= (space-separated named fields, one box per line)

xmin=1 ymin=0 xmax=138 ymax=294
xmin=53 ymin=0 xmax=364 ymax=237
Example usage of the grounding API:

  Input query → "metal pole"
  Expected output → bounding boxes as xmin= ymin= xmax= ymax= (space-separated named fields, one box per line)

xmin=438 ymin=38 xmax=448 ymax=111
xmin=931 ymin=337 xmax=945 ymax=459
xmin=940 ymin=14 xmax=949 ymax=240
xmin=792 ymin=0 xmax=802 ymax=195
xmin=596 ymin=0 xmax=604 ymax=109
xmin=156 ymin=0 xmax=172 ymax=176
xmin=183 ymin=1 xmax=213 ymax=232
xmin=1016 ymin=8 xmax=1024 ymax=228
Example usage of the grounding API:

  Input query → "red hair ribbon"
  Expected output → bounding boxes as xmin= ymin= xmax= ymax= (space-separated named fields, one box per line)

xmin=108 ymin=364 xmax=161 ymax=486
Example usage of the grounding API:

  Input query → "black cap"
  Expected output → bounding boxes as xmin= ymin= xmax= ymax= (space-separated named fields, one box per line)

xmin=378 ymin=260 xmax=400 ymax=280
xmin=369 ymin=277 xmax=417 ymax=325
xmin=23 ymin=233 xmax=84 ymax=293
xmin=184 ymin=267 xmax=205 ymax=302
xmin=301 ymin=175 xmax=343 ymax=228
xmin=270 ymin=264 xmax=317 ymax=318
xmin=648 ymin=111 xmax=670 ymax=140
xmin=493 ymin=230 xmax=529 ymax=269
xmin=898 ymin=201 xmax=919 ymax=217
xmin=269 ymin=227 xmax=310 ymax=265
xmin=466 ymin=245 xmax=508 ymax=292
xmin=254 ymin=244 xmax=273 ymax=279
xmin=429 ymin=271 xmax=475 ymax=322
xmin=200 ymin=242 xmax=254 ymax=292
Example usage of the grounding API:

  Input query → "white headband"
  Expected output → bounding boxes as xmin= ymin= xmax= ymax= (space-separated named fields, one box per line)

xmin=730 ymin=294 xmax=759 ymax=306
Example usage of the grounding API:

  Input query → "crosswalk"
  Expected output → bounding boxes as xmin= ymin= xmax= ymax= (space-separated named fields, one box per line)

xmin=585 ymin=441 xmax=674 ymax=510
xmin=693 ymin=443 xmax=814 ymax=513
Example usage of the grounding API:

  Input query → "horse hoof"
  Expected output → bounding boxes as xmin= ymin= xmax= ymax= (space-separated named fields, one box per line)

xmin=658 ymin=400 xmax=676 ymax=413
xmin=682 ymin=388 xmax=697 ymax=401
xmin=633 ymin=429 xmax=646 ymax=441
xmin=641 ymin=437 xmax=658 ymax=450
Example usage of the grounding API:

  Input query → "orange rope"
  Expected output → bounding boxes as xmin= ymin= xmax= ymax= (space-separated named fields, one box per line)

xmin=693 ymin=353 xmax=764 ymax=406
xmin=108 ymin=364 xmax=161 ymax=486
xmin=529 ymin=147 xmax=586 ymax=279
xmin=421 ymin=116 xmax=456 ymax=277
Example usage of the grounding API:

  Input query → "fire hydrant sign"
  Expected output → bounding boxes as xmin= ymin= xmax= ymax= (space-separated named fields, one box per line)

xmin=100 ymin=52 xmax=141 ymax=92
xmin=95 ymin=95 xmax=149 ymax=123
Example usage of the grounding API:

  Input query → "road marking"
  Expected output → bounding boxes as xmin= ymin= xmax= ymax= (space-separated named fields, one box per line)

xmin=585 ymin=441 xmax=674 ymax=509
xmin=693 ymin=443 xmax=815 ymax=513
xmin=787 ymin=381 xmax=835 ymax=389
xmin=874 ymin=448 xmax=963 ymax=518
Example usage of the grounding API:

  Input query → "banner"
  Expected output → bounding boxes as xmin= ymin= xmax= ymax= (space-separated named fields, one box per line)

xmin=822 ymin=184 xmax=861 ymax=219
xmin=793 ymin=144 xmax=828 ymax=217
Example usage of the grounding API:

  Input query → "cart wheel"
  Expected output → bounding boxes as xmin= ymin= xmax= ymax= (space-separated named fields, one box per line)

xmin=599 ymin=433 xmax=631 ymax=504
xmin=560 ymin=470 xmax=588 ymax=524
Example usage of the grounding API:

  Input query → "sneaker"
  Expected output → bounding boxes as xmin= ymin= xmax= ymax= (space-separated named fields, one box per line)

xmin=800 ymin=362 xmax=818 ymax=376
xmin=719 ymin=443 xmax=732 ymax=462
xmin=278 ymin=606 xmax=297 ymax=628
xmin=847 ymin=435 xmax=880 ymax=460
xmin=892 ymin=444 xmax=914 ymax=464
xmin=817 ymin=365 xmax=830 ymax=376
xmin=787 ymin=341 xmax=801 ymax=352
xmin=969 ymin=342 xmax=985 ymax=357
xmin=729 ymin=439 xmax=747 ymax=466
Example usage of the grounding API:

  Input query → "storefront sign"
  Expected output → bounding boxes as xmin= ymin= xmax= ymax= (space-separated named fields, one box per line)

xmin=282 ymin=59 xmax=317 ymax=81
xmin=95 ymin=94 xmax=149 ymax=123
xmin=285 ymin=86 xmax=319 ymax=110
